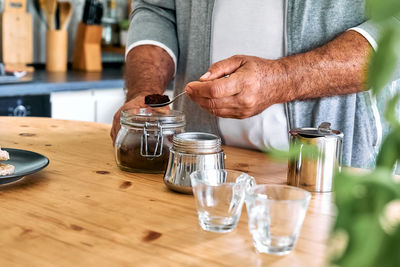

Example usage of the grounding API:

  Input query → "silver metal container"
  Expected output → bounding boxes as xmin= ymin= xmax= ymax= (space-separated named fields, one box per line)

xmin=164 ymin=132 xmax=225 ymax=194
xmin=287 ymin=122 xmax=343 ymax=192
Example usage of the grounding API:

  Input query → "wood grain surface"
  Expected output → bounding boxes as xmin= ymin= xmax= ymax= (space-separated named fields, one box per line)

xmin=0 ymin=117 xmax=333 ymax=267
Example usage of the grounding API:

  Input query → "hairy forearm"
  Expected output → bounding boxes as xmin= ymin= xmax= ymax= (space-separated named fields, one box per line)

xmin=124 ymin=45 xmax=175 ymax=101
xmin=278 ymin=30 xmax=373 ymax=102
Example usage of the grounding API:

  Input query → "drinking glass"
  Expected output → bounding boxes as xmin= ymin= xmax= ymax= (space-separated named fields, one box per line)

xmin=246 ymin=184 xmax=311 ymax=255
xmin=190 ymin=169 xmax=255 ymax=233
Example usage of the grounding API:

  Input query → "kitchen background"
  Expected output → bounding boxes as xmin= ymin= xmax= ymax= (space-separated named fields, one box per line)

xmin=0 ymin=0 xmax=137 ymax=124
xmin=0 ymin=0 xmax=131 ymax=63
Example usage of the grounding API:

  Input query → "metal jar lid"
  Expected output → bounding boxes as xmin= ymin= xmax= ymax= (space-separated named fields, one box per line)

xmin=289 ymin=122 xmax=343 ymax=140
xmin=120 ymin=108 xmax=185 ymax=129
xmin=173 ymin=132 xmax=222 ymax=154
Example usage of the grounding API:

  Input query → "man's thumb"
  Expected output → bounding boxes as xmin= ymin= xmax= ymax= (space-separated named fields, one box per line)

xmin=200 ymin=56 xmax=244 ymax=81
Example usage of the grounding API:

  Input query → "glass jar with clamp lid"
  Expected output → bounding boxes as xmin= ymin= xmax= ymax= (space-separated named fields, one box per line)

xmin=115 ymin=108 xmax=185 ymax=173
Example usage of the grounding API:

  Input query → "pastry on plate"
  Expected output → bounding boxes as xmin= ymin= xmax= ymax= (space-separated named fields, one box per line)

xmin=0 ymin=163 xmax=15 ymax=176
xmin=0 ymin=147 xmax=14 ymax=176
xmin=0 ymin=147 xmax=10 ymax=161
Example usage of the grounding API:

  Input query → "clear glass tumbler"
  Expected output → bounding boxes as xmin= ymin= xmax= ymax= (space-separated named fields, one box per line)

xmin=246 ymin=184 xmax=311 ymax=255
xmin=190 ymin=169 xmax=255 ymax=233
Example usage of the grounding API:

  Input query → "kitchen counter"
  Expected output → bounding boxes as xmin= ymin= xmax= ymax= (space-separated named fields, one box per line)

xmin=0 ymin=117 xmax=332 ymax=267
xmin=0 ymin=64 xmax=124 ymax=97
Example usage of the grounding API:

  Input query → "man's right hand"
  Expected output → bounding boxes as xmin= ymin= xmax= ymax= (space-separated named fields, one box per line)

xmin=110 ymin=93 xmax=148 ymax=144
xmin=109 ymin=44 xmax=175 ymax=144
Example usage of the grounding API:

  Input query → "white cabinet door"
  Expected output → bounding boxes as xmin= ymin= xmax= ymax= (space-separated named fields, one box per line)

xmin=51 ymin=90 xmax=95 ymax=122
xmin=51 ymin=88 xmax=126 ymax=124
xmin=94 ymin=88 xmax=125 ymax=124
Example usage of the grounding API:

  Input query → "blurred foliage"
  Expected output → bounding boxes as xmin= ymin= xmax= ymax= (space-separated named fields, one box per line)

xmin=368 ymin=25 xmax=400 ymax=95
xmin=120 ymin=19 xmax=130 ymax=31
xmin=376 ymin=126 xmax=400 ymax=170
xmin=366 ymin=0 xmax=400 ymax=22
xmin=265 ymin=142 xmax=319 ymax=162
xmin=331 ymin=169 xmax=400 ymax=267
xmin=330 ymin=1 xmax=400 ymax=267
xmin=384 ymin=93 xmax=400 ymax=126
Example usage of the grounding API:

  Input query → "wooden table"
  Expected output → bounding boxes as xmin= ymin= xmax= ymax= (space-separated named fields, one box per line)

xmin=0 ymin=117 xmax=333 ymax=267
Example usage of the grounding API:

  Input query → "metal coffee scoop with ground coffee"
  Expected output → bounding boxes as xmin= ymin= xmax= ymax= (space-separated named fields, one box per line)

xmin=145 ymin=92 xmax=186 ymax=108
xmin=145 ymin=94 xmax=170 ymax=105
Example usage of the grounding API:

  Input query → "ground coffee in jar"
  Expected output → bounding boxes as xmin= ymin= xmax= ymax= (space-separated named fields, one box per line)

xmin=115 ymin=108 xmax=185 ymax=173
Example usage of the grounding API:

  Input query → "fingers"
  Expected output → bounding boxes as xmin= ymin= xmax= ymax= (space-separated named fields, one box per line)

xmin=110 ymin=95 xmax=147 ymax=145
xmin=209 ymin=109 xmax=251 ymax=119
xmin=190 ymin=95 xmax=239 ymax=109
xmin=190 ymin=94 xmax=257 ymax=117
xmin=153 ymin=105 xmax=172 ymax=114
xmin=186 ymin=75 xmax=240 ymax=98
xmin=111 ymin=109 xmax=122 ymax=145
xmin=197 ymin=105 xmax=254 ymax=119
xmin=200 ymin=55 xmax=245 ymax=81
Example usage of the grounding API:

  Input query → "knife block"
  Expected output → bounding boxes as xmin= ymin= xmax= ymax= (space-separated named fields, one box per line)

xmin=72 ymin=22 xmax=102 ymax=72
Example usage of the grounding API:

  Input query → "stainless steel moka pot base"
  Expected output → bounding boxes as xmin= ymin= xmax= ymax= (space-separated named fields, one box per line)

xmin=164 ymin=132 xmax=225 ymax=194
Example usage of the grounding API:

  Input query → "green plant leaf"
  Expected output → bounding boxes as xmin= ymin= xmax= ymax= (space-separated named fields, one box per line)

xmin=368 ymin=26 xmax=400 ymax=95
xmin=376 ymin=127 xmax=400 ymax=169
xmin=331 ymin=168 xmax=400 ymax=267
xmin=366 ymin=0 xmax=400 ymax=22
xmin=384 ymin=93 xmax=400 ymax=126
xmin=120 ymin=19 xmax=130 ymax=30
xmin=265 ymin=142 xmax=319 ymax=162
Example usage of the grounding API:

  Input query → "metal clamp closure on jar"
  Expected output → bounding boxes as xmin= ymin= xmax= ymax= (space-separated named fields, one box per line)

xmin=141 ymin=122 xmax=164 ymax=158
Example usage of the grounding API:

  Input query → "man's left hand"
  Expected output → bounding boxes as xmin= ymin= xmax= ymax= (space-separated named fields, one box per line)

xmin=185 ymin=55 xmax=289 ymax=119
xmin=185 ymin=31 xmax=372 ymax=119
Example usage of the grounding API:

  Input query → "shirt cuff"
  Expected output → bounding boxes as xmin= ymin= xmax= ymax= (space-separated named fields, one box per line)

xmin=125 ymin=40 xmax=177 ymax=76
xmin=348 ymin=27 xmax=378 ymax=51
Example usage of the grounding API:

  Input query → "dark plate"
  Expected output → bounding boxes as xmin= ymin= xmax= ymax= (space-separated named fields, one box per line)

xmin=0 ymin=148 xmax=49 ymax=185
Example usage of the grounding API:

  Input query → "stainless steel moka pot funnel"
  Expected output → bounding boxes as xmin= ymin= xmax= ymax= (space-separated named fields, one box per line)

xmin=287 ymin=122 xmax=343 ymax=193
xmin=164 ymin=132 xmax=225 ymax=194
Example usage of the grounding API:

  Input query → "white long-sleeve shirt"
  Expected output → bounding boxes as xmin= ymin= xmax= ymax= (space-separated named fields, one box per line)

xmin=211 ymin=0 xmax=289 ymax=151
